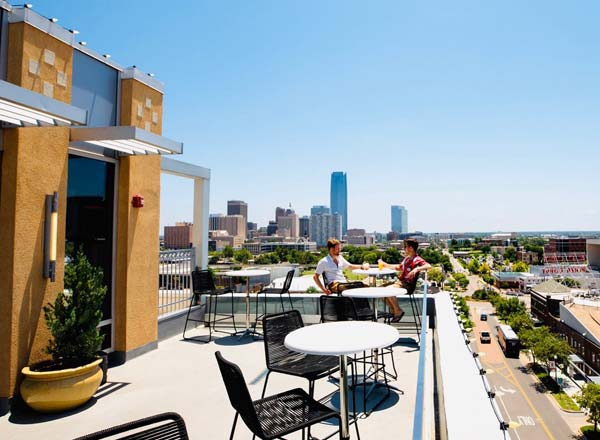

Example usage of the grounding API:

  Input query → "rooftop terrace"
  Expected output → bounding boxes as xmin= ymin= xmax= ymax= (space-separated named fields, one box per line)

xmin=0 ymin=292 xmax=510 ymax=440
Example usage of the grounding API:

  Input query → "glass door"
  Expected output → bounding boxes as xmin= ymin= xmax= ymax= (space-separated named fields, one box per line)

xmin=66 ymin=154 xmax=116 ymax=351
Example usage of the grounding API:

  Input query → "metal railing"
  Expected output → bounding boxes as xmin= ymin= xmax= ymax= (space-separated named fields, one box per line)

xmin=158 ymin=248 xmax=195 ymax=317
xmin=412 ymin=274 xmax=430 ymax=440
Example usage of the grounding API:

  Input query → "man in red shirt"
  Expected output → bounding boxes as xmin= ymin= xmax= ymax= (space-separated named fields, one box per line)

xmin=379 ymin=238 xmax=431 ymax=322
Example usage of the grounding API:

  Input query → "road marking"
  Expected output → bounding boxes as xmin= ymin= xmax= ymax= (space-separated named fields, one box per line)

xmin=495 ymin=355 xmax=555 ymax=439
xmin=495 ymin=386 xmax=522 ymax=440
xmin=518 ymin=415 xmax=536 ymax=426
xmin=500 ymin=386 xmax=516 ymax=394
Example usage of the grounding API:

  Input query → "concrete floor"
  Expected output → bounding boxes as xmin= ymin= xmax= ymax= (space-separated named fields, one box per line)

xmin=1 ymin=325 xmax=428 ymax=440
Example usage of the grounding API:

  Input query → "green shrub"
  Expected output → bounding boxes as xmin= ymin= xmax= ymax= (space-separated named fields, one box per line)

xmin=43 ymin=250 xmax=106 ymax=368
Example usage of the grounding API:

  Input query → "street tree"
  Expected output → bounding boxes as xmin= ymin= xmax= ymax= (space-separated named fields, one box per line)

xmin=512 ymin=260 xmax=529 ymax=272
xmin=233 ymin=248 xmax=252 ymax=264
xmin=577 ymin=383 xmax=600 ymax=433
xmin=222 ymin=245 xmax=234 ymax=258
xmin=495 ymin=297 xmax=526 ymax=320
xmin=428 ymin=267 xmax=446 ymax=284
xmin=508 ymin=312 xmax=534 ymax=334
xmin=504 ymin=246 xmax=517 ymax=263
xmin=467 ymin=258 xmax=481 ymax=274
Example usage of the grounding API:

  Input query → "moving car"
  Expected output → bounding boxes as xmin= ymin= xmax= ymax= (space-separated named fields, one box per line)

xmin=480 ymin=313 xmax=488 ymax=321
xmin=480 ymin=331 xmax=491 ymax=344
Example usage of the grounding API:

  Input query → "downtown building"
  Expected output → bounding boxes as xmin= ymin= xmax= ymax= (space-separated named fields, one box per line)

xmin=227 ymin=200 xmax=248 ymax=223
xmin=330 ymin=171 xmax=347 ymax=236
xmin=163 ymin=222 xmax=193 ymax=249
xmin=310 ymin=212 xmax=342 ymax=247
xmin=391 ymin=205 xmax=408 ymax=234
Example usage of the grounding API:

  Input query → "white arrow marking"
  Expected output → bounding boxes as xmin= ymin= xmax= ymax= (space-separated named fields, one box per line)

xmin=500 ymin=386 xmax=516 ymax=394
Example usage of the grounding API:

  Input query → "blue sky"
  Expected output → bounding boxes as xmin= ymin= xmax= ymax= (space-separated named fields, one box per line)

xmin=35 ymin=1 xmax=600 ymax=232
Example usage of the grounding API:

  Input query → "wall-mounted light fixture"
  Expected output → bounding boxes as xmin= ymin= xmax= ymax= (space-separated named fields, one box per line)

xmin=43 ymin=192 xmax=58 ymax=282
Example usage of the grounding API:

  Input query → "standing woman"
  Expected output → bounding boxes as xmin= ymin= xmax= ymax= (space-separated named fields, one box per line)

xmin=378 ymin=238 xmax=431 ymax=322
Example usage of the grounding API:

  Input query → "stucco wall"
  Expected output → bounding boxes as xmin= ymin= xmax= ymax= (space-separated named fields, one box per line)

xmin=7 ymin=22 xmax=73 ymax=103
xmin=120 ymin=79 xmax=163 ymax=135
xmin=0 ymin=127 xmax=69 ymax=399
xmin=114 ymin=155 xmax=160 ymax=353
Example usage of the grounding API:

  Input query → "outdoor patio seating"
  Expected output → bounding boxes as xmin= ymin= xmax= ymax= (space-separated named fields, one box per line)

xmin=253 ymin=269 xmax=295 ymax=334
xmin=261 ymin=310 xmax=340 ymax=399
xmin=73 ymin=412 xmax=189 ymax=439
xmin=183 ymin=269 xmax=237 ymax=343
xmin=320 ymin=295 xmax=394 ymax=414
xmin=404 ymin=274 xmax=423 ymax=343
xmin=215 ymin=351 xmax=345 ymax=440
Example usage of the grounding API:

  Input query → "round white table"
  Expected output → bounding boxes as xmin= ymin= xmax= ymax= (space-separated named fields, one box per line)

xmin=352 ymin=268 xmax=396 ymax=287
xmin=285 ymin=321 xmax=399 ymax=439
xmin=342 ymin=286 xmax=407 ymax=320
xmin=224 ymin=269 xmax=270 ymax=337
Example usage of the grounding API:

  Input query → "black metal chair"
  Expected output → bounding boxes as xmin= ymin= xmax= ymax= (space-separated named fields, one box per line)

xmin=183 ymin=269 xmax=237 ymax=342
xmin=403 ymin=272 xmax=424 ymax=344
xmin=73 ymin=412 xmax=188 ymax=439
xmin=215 ymin=351 xmax=351 ymax=440
xmin=253 ymin=269 xmax=295 ymax=335
xmin=261 ymin=310 xmax=339 ymax=399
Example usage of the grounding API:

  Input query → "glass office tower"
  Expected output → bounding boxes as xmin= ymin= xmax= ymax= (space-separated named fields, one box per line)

xmin=391 ymin=205 xmax=408 ymax=234
xmin=330 ymin=172 xmax=348 ymax=235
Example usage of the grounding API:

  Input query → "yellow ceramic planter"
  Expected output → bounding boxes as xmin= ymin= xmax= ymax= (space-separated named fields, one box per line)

xmin=20 ymin=358 xmax=102 ymax=413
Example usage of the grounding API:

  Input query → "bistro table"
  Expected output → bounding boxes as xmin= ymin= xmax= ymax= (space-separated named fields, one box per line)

xmin=285 ymin=321 xmax=399 ymax=439
xmin=224 ymin=269 xmax=270 ymax=338
xmin=352 ymin=267 xmax=396 ymax=287
xmin=342 ymin=286 xmax=406 ymax=320
xmin=342 ymin=287 xmax=407 ymax=398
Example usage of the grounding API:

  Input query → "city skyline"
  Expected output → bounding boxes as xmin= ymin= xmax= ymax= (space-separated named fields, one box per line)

xmin=37 ymin=1 xmax=599 ymax=232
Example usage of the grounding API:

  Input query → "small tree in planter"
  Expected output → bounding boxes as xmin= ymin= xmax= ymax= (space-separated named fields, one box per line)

xmin=20 ymin=250 xmax=107 ymax=413
xmin=43 ymin=249 xmax=106 ymax=368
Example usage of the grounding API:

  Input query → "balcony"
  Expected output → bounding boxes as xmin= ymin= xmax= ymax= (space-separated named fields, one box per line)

xmin=1 ymin=281 xmax=509 ymax=439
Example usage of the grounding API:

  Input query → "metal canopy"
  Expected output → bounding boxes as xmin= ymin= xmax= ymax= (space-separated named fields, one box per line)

xmin=70 ymin=126 xmax=183 ymax=155
xmin=0 ymin=79 xmax=87 ymax=127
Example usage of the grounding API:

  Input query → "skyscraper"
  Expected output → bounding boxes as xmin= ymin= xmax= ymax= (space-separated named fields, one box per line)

xmin=299 ymin=216 xmax=310 ymax=238
xmin=311 ymin=205 xmax=330 ymax=216
xmin=330 ymin=172 xmax=347 ymax=235
xmin=227 ymin=200 xmax=248 ymax=223
xmin=310 ymin=213 xmax=342 ymax=247
xmin=391 ymin=205 xmax=408 ymax=234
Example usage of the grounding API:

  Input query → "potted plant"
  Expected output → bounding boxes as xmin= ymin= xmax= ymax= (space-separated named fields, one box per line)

xmin=20 ymin=250 xmax=107 ymax=413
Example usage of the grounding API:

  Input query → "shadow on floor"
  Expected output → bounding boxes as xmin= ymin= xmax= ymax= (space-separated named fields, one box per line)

xmin=8 ymin=381 xmax=130 ymax=425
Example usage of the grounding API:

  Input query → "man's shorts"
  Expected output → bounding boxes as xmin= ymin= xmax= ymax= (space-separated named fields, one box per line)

xmin=327 ymin=281 xmax=366 ymax=294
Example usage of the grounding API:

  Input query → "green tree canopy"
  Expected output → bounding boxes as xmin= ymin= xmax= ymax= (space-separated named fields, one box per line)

xmin=467 ymin=258 xmax=481 ymax=274
xmin=428 ymin=267 xmax=446 ymax=284
xmin=233 ymin=248 xmax=252 ymax=264
xmin=495 ymin=297 xmax=526 ymax=320
xmin=507 ymin=312 xmax=534 ymax=334
xmin=222 ymin=246 xmax=234 ymax=258
xmin=512 ymin=260 xmax=529 ymax=272
xmin=503 ymin=246 xmax=517 ymax=263
xmin=577 ymin=383 xmax=600 ymax=432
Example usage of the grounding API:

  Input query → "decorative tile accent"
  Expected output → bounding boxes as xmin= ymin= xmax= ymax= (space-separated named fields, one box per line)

xmin=152 ymin=112 xmax=158 ymax=124
xmin=28 ymin=59 xmax=39 ymax=76
xmin=144 ymin=121 xmax=151 ymax=131
xmin=43 ymin=81 xmax=54 ymax=98
xmin=57 ymin=71 xmax=67 ymax=87
xmin=145 ymin=97 xmax=152 ymax=109
xmin=43 ymin=49 xmax=55 ymax=66
xmin=137 ymin=103 xmax=143 ymax=118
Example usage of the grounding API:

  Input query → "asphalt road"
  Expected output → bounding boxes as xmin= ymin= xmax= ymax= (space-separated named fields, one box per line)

xmin=469 ymin=302 xmax=579 ymax=440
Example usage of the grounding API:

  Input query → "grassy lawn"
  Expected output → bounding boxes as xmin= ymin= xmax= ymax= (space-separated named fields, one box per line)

xmin=532 ymin=365 xmax=580 ymax=411
xmin=581 ymin=426 xmax=600 ymax=439
xmin=343 ymin=269 xmax=367 ymax=281
xmin=302 ymin=269 xmax=316 ymax=275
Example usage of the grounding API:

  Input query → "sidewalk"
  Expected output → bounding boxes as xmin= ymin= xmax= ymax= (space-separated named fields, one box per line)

xmin=520 ymin=353 xmax=588 ymax=436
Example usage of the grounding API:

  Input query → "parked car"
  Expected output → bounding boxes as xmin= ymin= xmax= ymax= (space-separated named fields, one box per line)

xmin=480 ymin=331 xmax=491 ymax=344
xmin=480 ymin=313 xmax=488 ymax=321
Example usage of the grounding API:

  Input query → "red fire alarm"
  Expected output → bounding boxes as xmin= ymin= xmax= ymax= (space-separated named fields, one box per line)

xmin=132 ymin=194 xmax=144 ymax=208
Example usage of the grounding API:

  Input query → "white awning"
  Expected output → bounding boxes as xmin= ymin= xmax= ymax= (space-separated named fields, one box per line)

xmin=70 ymin=126 xmax=183 ymax=156
xmin=0 ymin=79 xmax=87 ymax=127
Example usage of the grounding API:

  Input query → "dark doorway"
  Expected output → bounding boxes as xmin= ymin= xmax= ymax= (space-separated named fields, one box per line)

xmin=66 ymin=154 xmax=115 ymax=350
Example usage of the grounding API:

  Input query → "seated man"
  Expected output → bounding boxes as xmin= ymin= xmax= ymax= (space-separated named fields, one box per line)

xmin=379 ymin=238 xmax=431 ymax=322
xmin=313 ymin=238 xmax=365 ymax=295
